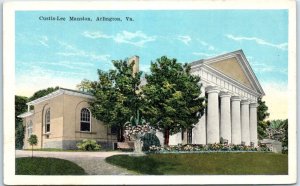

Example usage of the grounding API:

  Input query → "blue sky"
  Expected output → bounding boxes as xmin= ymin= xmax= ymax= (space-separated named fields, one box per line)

xmin=15 ymin=10 xmax=288 ymax=119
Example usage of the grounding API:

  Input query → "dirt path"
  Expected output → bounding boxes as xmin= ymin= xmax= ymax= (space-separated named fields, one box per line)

xmin=16 ymin=150 xmax=138 ymax=175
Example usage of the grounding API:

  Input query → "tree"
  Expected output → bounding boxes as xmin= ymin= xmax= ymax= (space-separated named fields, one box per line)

xmin=28 ymin=134 xmax=38 ymax=158
xmin=266 ymin=119 xmax=288 ymax=143
xmin=15 ymin=96 xmax=28 ymax=149
xmin=141 ymin=56 xmax=205 ymax=145
xmin=257 ymin=97 xmax=270 ymax=139
xmin=282 ymin=119 xmax=288 ymax=152
xmin=89 ymin=59 xmax=143 ymax=142
xmin=76 ymin=79 xmax=93 ymax=92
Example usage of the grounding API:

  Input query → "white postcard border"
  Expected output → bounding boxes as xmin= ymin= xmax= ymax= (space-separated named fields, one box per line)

xmin=3 ymin=0 xmax=297 ymax=185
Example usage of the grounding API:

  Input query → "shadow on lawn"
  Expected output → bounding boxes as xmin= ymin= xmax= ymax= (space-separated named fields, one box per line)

xmin=105 ymin=155 xmax=176 ymax=175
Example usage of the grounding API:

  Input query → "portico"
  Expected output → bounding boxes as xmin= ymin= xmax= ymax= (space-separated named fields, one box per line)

xmin=192 ymin=50 xmax=264 ymax=146
xmin=168 ymin=50 xmax=265 ymax=146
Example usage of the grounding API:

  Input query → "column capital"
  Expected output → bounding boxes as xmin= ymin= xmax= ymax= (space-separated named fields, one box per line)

xmin=241 ymin=100 xmax=250 ymax=105
xmin=231 ymin=96 xmax=241 ymax=101
xmin=250 ymin=102 xmax=259 ymax=108
xmin=219 ymin=91 xmax=231 ymax=98
xmin=205 ymin=86 xmax=219 ymax=94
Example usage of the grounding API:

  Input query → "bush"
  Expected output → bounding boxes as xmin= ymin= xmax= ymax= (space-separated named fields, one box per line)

xmin=15 ymin=122 xmax=25 ymax=149
xmin=76 ymin=139 xmax=101 ymax=151
xmin=141 ymin=133 xmax=161 ymax=151
xmin=148 ymin=143 xmax=270 ymax=153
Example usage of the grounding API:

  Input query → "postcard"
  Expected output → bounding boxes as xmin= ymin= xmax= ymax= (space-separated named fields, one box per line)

xmin=3 ymin=0 xmax=296 ymax=185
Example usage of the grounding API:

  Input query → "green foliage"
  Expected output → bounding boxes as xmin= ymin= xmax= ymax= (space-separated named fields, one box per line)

xmin=15 ymin=96 xmax=28 ymax=124
xmin=28 ymin=86 xmax=59 ymax=102
xmin=141 ymin=56 xmax=205 ymax=143
xmin=106 ymin=153 xmax=288 ymax=175
xmin=76 ymin=79 xmax=93 ymax=92
xmin=28 ymin=135 xmax=38 ymax=146
xmin=15 ymin=95 xmax=28 ymax=149
xmin=282 ymin=119 xmax=288 ymax=152
xmin=15 ymin=123 xmax=25 ymax=149
xmin=266 ymin=119 xmax=288 ymax=153
xmin=89 ymin=59 xmax=143 ymax=141
xmin=76 ymin=139 xmax=101 ymax=151
xmin=147 ymin=144 xmax=270 ymax=152
xmin=257 ymin=98 xmax=270 ymax=139
xmin=141 ymin=133 xmax=161 ymax=151
xmin=16 ymin=157 xmax=86 ymax=175
xmin=28 ymin=134 xmax=38 ymax=157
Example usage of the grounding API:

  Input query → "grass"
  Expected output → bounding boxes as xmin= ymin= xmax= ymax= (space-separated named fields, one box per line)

xmin=16 ymin=157 xmax=86 ymax=175
xmin=105 ymin=152 xmax=288 ymax=175
xmin=23 ymin=148 xmax=117 ymax=152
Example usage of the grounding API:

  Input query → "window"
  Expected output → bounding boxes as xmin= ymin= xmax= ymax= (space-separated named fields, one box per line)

xmin=27 ymin=120 xmax=33 ymax=137
xmin=45 ymin=108 xmax=50 ymax=133
xmin=80 ymin=108 xmax=91 ymax=132
xmin=110 ymin=125 xmax=118 ymax=134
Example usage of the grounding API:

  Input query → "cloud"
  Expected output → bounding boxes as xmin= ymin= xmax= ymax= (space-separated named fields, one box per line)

xmin=15 ymin=65 xmax=85 ymax=97
xmin=33 ymin=60 xmax=94 ymax=71
xmin=199 ymin=40 xmax=215 ymax=51
xmin=177 ymin=35 xmax=191 ymax=45
xmin=192 ymin=51 xmax=227 ymax=58
xmin=82 ymin=31 xmax=111 ymax=39
xmin=225 ymin=34 xmax=288 ymax=51
xmin=139 ymin=64 xmax=151 ymax=73
xmin=251 ymin=62 xmax=287 ymax=75
xmin=261 ymin=81 xmax=288 ymax=120
xmin=38 ymin=36 xmax=49 ymax=47
xmin=57 ymin=41 xmax=110 ymax=62
xmin=82 ymin=30 xmax=156 ymax=47
xmin=114 ymin=31 xmax=156 ymax=47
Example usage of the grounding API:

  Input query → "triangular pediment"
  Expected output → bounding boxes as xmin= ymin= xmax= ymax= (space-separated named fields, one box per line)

xmin=208 ymin=57 xmax=254 ymax=89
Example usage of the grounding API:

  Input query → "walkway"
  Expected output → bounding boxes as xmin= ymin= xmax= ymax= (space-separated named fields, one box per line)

xmin=15 ymin=150 xmax=138 ymax=175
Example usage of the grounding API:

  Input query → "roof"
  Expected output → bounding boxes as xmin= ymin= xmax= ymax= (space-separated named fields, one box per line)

xmin=17 ymin=111 xmax=34 ymax=118
xmin=189 ymin=49 xmax=265 ymax=96
xmin=27 ymin=87 xmax=94 ymax=106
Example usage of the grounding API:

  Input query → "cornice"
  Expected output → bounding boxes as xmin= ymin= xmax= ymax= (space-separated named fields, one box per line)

xmin=27 ymin=88 xmax=94 ymax=106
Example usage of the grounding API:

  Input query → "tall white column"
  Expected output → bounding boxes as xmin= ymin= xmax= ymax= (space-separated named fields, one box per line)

xmin=250 ymin=103 xmax=259 ymax=146
xmin=169 ymin=132 xmax=182 ymax=145
xmin=220 ymin=92 xmax=231 ymax=143
xmin=206 ymin=86 xmax=219 ymax=144
xmin=231 ymin=96 xmax=241 ymax=144
xmin=193 ymin=86 xmax=206 ymax=144
xmin=155 ymin=131 xmax=164 ymax=146
xmin=241 ymin=100 xmax=250 ymax=145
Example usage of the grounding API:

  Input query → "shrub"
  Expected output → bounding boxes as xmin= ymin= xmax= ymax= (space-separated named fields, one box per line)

xmin=141 ymin=133 xmax=161 ymax=151
xmin=148 ymin=143 xmax=269 ymax=153
xmin=76 ymin=139 xmax=101 ymax=151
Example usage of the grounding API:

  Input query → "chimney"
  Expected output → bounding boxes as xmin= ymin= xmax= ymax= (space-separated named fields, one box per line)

xmin=128 ymin=55 xmax=139 ymax=75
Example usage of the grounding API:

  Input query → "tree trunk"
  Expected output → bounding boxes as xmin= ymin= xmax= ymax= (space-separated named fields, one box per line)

xmin=164 ymin=129 xmax=170 ymax=145
xmin=117 ymin=127 xmax=125 ymax=142
xmin=31 ymin=145 xmax=33 ymax=158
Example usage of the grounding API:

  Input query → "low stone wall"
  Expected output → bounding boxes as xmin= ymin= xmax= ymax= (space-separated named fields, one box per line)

xmin=43 ymin=141 xmax=63 ymax=149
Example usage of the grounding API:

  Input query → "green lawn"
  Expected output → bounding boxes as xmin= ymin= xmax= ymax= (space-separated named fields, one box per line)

xmin=16 ymin=157 xmax=86 ymax=175
xmin=105 ymin=152 xmax=288 ymax=175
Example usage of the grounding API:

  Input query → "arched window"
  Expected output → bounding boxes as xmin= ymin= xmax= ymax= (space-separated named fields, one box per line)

xmin=80 ymin=108 xmax=91 ymax=132
xmin=45 ymin=108 xmax=50 ymax=133
xmin=27 ymin=120 xmax=33 ymax=137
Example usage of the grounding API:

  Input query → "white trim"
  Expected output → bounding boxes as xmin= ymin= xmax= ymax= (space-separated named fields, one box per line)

xmin=190 ymin=50 xmax=265 ymax=97
xmin=17 ymin=111 xmax=33 ymax=118
xmin=45 ymin=108 xmax=51 ymax=133
xmin=80 ymin=107 xmax=92 ymax=133
xmin=200 ymin=67 xmax=261 ymax=100
xmin=27 ymin=88 xmax=94 ymax=106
